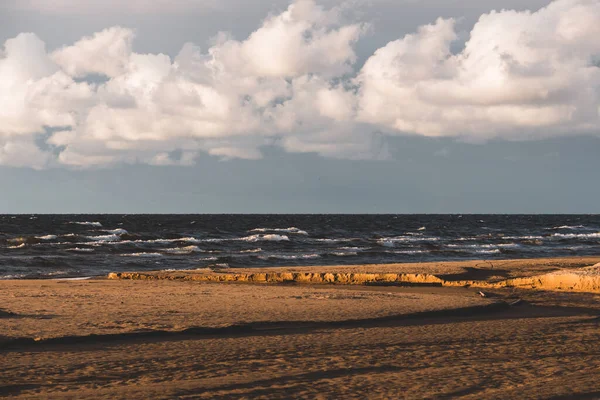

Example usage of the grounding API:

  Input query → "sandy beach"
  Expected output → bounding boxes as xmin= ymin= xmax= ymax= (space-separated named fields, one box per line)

xmin=2 ymin=257 xmax=600 ymax=399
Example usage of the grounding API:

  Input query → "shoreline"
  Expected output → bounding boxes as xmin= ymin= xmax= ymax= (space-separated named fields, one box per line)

xmin=4 ymin=255 xmax=600 ymax=282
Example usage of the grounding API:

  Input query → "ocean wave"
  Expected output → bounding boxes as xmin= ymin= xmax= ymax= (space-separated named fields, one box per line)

xmin=7 ymin=243 xmax=26 ymax=249
xmin=249 ymin=227 xmax=308 ymax=235
xmin=103 ymin=228 xmax=128 ymax=235
xmin=0 ymin=274 xmax=27 ymax=280
xmin=86 ymin=234 xmax=121 ymax=242
xmin=329 ymin=251 xmax=358 ymax=257
xmin=314 ymin=238 xmax=359 ymax=243
xmin=385 ymin=250 xmax=429 ymax=254
xmin=447 ymin=243 xmax=519 ymax=249
xmin=377 ymin=236 xmax=440 ymax=245
xmin=164 ymin=245 xmax=201 ymax=255
xmin=503 ymin=235 xmax=544 ymax=240
xmin=551 ymin=232 xmax=600 ymax=239
xmin=475 ymin=249 xmax=502 ymax=254
xmin=66 ymin=247 xmax=95 ymax=253
xmin=240 ymin=248 xmax=263 ymax=253
xmin=79 ymin=236 xmax=202 ymax=246
xmin=417 ymin=226 xmax=426 ymax=231
xmin=120 ymin=252 xmax=163 ymax=257
xmin=259 ymin=253 xmax=320 ymax=260
xmin=36 ymin=235 xmax=58 ymax=240
xmin=70 ymin=221 xmax=103 ymax=227
xmin=197 ymin=256 xmax=219 ymax=261
xmin=546 ymin=225 xmax=586 ymax=230
xmin=241 ymin=234 xmax=290 ymax=242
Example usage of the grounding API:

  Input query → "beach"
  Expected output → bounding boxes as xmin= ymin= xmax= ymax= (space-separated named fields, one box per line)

xmin=2 ymin=257 xmax=600 ymax=399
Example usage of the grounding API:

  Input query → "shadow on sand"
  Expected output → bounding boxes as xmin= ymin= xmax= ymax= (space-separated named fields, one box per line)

xmin=2 ymin=300 xmax=598 ymax=354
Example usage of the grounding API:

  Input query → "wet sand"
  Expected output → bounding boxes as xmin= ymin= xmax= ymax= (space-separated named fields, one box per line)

xmin=2 ymin=257 xmax=600 ymax=399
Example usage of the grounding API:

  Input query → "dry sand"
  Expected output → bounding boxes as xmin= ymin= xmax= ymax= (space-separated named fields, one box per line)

xmin=2 ymin=257 xmax=600 ymax=399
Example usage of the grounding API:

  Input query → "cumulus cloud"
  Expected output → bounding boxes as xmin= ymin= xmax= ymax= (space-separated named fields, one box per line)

xmin=357 ymin=0 xmax=600 ymax=139
xmin=0 ymin=0 xmax=599 ymax=168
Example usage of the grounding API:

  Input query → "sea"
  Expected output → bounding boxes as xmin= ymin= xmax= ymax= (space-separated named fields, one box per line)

xmin=1 ymin=214 xmax=599 ymax=279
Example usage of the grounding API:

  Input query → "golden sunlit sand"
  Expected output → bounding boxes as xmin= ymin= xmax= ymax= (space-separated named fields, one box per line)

xmin=2 ymin=257 xmax=600 ymax=399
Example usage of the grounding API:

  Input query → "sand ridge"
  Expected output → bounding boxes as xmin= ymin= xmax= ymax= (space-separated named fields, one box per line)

xmin=108 ymin=257 xmax=600 ymax=293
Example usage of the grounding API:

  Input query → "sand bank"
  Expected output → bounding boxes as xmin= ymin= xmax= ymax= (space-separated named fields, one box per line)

xmin=109 ymin=256 xmax=600 ymax=293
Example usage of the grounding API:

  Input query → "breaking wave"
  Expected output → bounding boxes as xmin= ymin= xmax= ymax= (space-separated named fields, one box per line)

xmin=259 ymin=253 xmax=320 ymax=260
xmin=164 ymin=246 xmax=202 ymax=255
xmin=552 ymin=232 xmax=600 ymax=239
xmin=249 ymin=227 xmax=308 ymax=235
xmin=241 ymin=234 xmax=290 ymax=242
xmin=66 ymin=247 xmax=95 ymax=253
xmin=70 ymin=221 xmax=102 ymax=227
xmin=86 ymin=234 xmax=121 ymax=242
xmin=120 ymin=252 xmax=163 ymax=258
xmin=546 ymin=225 xmax=586 ymax=230
xmin=36 ymin=235 xmax=58 ymax=240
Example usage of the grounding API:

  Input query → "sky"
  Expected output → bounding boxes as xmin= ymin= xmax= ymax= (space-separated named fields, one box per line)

xmin=0 ymin=0 xmax=599 ymax=213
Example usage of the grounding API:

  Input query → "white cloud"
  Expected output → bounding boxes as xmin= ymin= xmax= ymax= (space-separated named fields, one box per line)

xmin=0 ymin=0 xmax=599 ymax=168
xmin=52 ymin=27 xmax=135 ymax=78
xmin=357 ymin=0 xmax=600 ymax=139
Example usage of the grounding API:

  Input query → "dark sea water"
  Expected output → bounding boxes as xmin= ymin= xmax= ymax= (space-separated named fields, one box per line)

xmin=1 ymin=214 xmax=599 ymax=279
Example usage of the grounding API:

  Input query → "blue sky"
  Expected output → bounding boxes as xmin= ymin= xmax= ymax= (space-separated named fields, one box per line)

xmin=1 ymin=0 xmax=599 ymax=213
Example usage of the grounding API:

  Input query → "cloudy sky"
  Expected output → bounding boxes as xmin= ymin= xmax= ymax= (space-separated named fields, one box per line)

xmin=1 ymin=0 xmax=599 ymax=213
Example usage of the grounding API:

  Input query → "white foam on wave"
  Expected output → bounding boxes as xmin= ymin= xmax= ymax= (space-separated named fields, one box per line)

xmin=0 ymin=274 xmax=27 ymax=280
xmin=164 ymin=245 xmax=201 ymax=255
xmin=385 ymin=250 xmax=429 ymax=254
xmin=197 ymin=256 xmax=219 ymax=261
xmin=240 ymin=248 xmax=263 ymax=253
xmin=86 ymin=234 xmax=121 ymax=242
xmin=329 ymin=251 xmax=358 ymax=257
xmin=241 ymin=234 xmax=290 ymax=242
xmin=249 ymin=227 xmax=308 ymax=235
xmin=36 ymin=235 xmax=58 ymax=240
xmin=121 ymin=252 xmax=163 ymax=257
xmin=7 ymin=243 xmax=26 ymax=249
xmin=447 ymin=243 xmax=519 ymax=249
xmin=377 ymin=236 xmax=439 ymax=246
xmin=70 ymin=221 xmax=103 ymax=227
xmin=315 ymin=238 xmax=359 ymax=243
xmin=546 ymin=225 xmax=586 ymax=230
xmin=417 ymin=226 xmax=426 ymax=231
xmin=66 ymin=247 xmax=95 ymax=253
xmin=503 ymin=235 xmax=544 ymax=240
xmin=552 ymin=232 xmax=600 ymax=239
xmin=79 ymin=236 xmax=202 ymax=246
xmin=259 ymin=253 xmax=320 ymax=260
xmin=476 ymin=249 xmax=502 ymax=254
xmin=103 ymin=228 xmax=128 ymax=235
